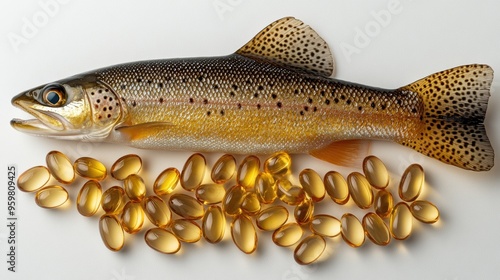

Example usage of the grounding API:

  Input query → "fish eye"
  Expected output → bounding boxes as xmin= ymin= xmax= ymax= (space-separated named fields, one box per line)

xmin=42 ymin=85 xmax=66 ymax=106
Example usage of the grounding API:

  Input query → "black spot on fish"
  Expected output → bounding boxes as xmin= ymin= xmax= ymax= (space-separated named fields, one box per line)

xmin=220 ymin=110 xmax=225 ymax=116
xmin=294 ymin=89 xmax=299 ymax=95
xmin=300 ymin=111 xmax=304 ymax=116
xmin=371 ymin=102 xmax=376 ymax=108
xmin=334 ymin=98 xmax=339 ymax=103
xmin=271 ymin=93 xmax=277 ymax=99
xmin=381 ymin=104 xmax=387 ymax=110
xmin=182 ymin=78 xmax=187 ymax=83
xmin=331 ymin=88 xmax=336 ymax=97
xmin=254 ymin=93 xmax=259 ymax=98
xmin=159 ymin=98 xmax=164 ymax=103
xmin=412 ymin=108 xmax=418 ymax=113
xmin=105 ymin=89 xmax=109 ymax=92
xmin=257 ymin=104 xmax=261 ymax=109
xmin=346 ymin=99 xmax=351 ymax=105
xmin=246 ymin=79 xmax=251 ymax=84
xmin=198 ymin=75 xmax=203 ymax=82
xmin=258 ymin=85 xmax=264 ymax=91
xmin=104 ymin=96 xmax=108 ymax=100
xmin=136 ymin=78 xmax=142 ymax=83
xmin=109 ymin=106 xmax=113 ymax=110
xmin=121 ymin=85 xmax=126 ymax=90
xmin=132 ymin=101 xmax=137 ymax=107
xmin=230 ymin=92 xmax=235 ymax=97
xmin=203 ymin=99 xmax=208 ymax=104
xmin=213 ymin=84 xmax=219 ymax=90
xmin=107 ymin=114 xmax=111 ymax=118
xmin=147 ymin=80 xmax=152 ymax=85
xmin=189 ymin=98 xmax=194 ymax=103
xmin=340 ymin=95 xmax=346 ymax=100
xmin=91 ymin=92 xmax=95 ymax=95
xmin=98 ymin=90 xmax=102 ymax=94
xmin=97 ymin=99 xmax=101 ymax=103
xmin=207 ymin=111 xmax=211 ymax=116
xmin=320 ymin=91 xmax=325 ymax=97
xmin=277 ymin=102 xmax=282 ymax=108
xmin=103 ymin=107 xmax=107 ymax=112
xmin=358 ymin=106 xmax=363 ymax=111
xmin=158 ymin=83 xmax=163 ymax=88
xmin=304 ymin=106 xmax=309 ymax=111
xmin=237 ymin=103 xmax=242 ymax=109
xmin=232 ymin=84 xmax=238 ymax=90
xmin=109 ymin=97 xmax=113 ymax=102
xmin=313 ymin=106 xmax=317 ymax=112
xmin=307 ymin=98 xmax=313 ymax=104
xmin=325 ymin=99 xmax=330 ymax=105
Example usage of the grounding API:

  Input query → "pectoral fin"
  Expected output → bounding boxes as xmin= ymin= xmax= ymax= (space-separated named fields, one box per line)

xmin=115 ymin=122 xmax=174 ymax=141
xmin=309 ymin=140 xmax=371 ymax=167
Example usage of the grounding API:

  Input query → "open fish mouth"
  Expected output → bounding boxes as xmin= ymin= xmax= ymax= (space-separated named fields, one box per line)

xmin=11 ymin=100 xmax=65 ymax=135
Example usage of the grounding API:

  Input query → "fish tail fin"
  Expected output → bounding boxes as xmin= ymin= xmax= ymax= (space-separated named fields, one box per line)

xmin=400 ymin=64 xmax=494 ymax=171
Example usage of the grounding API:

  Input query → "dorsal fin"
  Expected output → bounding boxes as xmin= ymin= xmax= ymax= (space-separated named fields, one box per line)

xmin=236 ymin=17 xmax=335 ymax=77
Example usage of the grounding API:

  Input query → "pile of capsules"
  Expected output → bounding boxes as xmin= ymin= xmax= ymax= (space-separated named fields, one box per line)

xmin=17 ymin=151 xmax=439 ymax=265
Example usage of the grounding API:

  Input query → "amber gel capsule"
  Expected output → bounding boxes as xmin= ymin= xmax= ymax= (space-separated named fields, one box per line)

xmin=399 ymin=164 xmax=425 ymax=202
xmin=256 ymin=205 xmax=289 ymax=231
xmin=46 ymin=151 xmax=75 ymax=184
xmin=347 ymin=172 xmax=373 ymax=209
xmin=390 ymin=202 xmax=413 ymax=240
xmin=171 ymin=219 xmax=202 ymax=243
xmin=341 ymin=213 xmax=365 ymax=247
xmin=294 ymin=235 xmax=326 ymax=265
xmin=144 ymin=228 xmax=181 ymax=254
xmin=123 ymin=174 xmax=146 ymax=202
xmin=99 ymin=214 xmax=124 ymax=251
xmin=294 ymin=199 xmax=314 ymax=225
xmin=277 ymin=179 xmax=305 ymax=206
xmin=195 ymin=183 xmax=225 ymax=205
xmin=169 ymin=194 xmax=204 ymax=220
xmin=110 ymin=154 xmax=142 ymax=180
xmin=18 ymin=166 xmax=50 ymax=192
xmin=154 ymin=168 xmax=180 ymax=196
xmin=272 ymin=223 xmax=303 ymax=247
xmin=74 ymin=157 xmax=107 ymax=181
xmin=324 ymin=171 xmax=349 ymax=205
xmin=35 ymin=185 xmax=69 ymax=208
xmin=299 ymin=169 xmax=325 ymax=202
xmin=264 ymin=151 xmax=291 ymax=178
xmin=202 ymin=205 xmax=226 ymax=243
xmin=222 ymin=185 xmax=246 ymax=216
xmin=310 ymin=215 xmax=341 ymax=237
xmin=255 ymin=172 xmax=277 ymax=204
xmin=180 ymin=153 xmax=206 ymax=191
xmin=237 ymin=155 xmax=260 ymax=189
xmin=143 ymin=196 xmax=172 ymax=228
xmin=77 ymin=180 xmax=102 ymax=217
xmin=410 ymin=200 xmax=440 ymax=223
xmin=374 ymin=190 xmax=393 ymax=218
xmin=101 ymin=186 xmax=126 ymax=214
xmin=362 ymin=155 xmax=389 ymax=189
xmin=241 ymin=192 xmax=261 ymax=216
xmin=121 ymin=201 xmax=144 ymax=234
xmin=211 ymin=154 xmax=236 ymax=184
xmin=231 ymin=215 xmax=258 ymax=254
xmin=362 ymin=213 xmax=391 ymax=246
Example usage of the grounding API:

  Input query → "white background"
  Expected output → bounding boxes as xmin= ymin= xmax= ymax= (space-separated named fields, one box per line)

xmin=1 ymin=1 xmax=500 ymax=279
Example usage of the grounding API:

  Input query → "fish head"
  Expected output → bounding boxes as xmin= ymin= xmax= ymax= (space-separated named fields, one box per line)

xmin=11 ymin=74 xmax=123 ymax=140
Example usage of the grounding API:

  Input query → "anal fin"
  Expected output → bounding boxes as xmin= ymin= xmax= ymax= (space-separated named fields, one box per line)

xmin=309 ymin=140 xmax=371 ymax=167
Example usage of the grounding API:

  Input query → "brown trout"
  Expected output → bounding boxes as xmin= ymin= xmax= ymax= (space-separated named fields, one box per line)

xmin=11 ymin=17 xmax=494 ymax=171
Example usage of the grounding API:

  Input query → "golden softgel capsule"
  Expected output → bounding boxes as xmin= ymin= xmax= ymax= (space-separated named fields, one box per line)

xmin=256 ymin=205 xmax=289 ymax=231
xmin=144 ymin=228 xmax=180 ymax=254
xmin=143 ymin=196 xmax=172 ymax=228
xmin=231 ymin=215 xmax=257 ymax=254
xmin=123 ymin=174 xmax=146 ymax=202
xmin=121 ymin=201 xmax=144 ymax=234
xmin=374 ymin=190 xmax=393 ymax=219
xmin=18 ymin=166 xmax=50 ymax=192
xmin=264 ymin=151 xmax=291 ymax=178
xmin=195 ymin=183 xmax=225 ymax=205
xmin=236 ymin=155 xmax=260 ymax=189
xmin=299 ymin=169 xmax=325 ymax=202
xmin=324 ymin=171 xmax=349 ymax=205
xmin=223 ymin=185 xmax=246 ymax=216
xmin=171 ymin=219 xmax=202 ymax=243
xmin=410 ymin=200 xmax=440 ymax=224
xmin=347 ymin=172 xmax=373 ymax=209
xmin=99 ymin=214 xmax=124 ymax=251
xmin=180 ymin=153 xmax=206 ymax=191
xmin=362 ymin=155 xmax=389 ymax=189
xmin=110 ymin=154 xmax=142 ymax=180
xmin=46 ymin=150 xmax=75 ymax=184
xmin=168 ymin=194 xmax=204 ymax=220
xmin=255 ymin=172 xmax=277 ymax=204
xmin=294 ymin=235 xmax=326 ymax=265
xmin=35 ymin=185 xmax=68 ymax=208
xmin=294 ymin=199 xmax=314 ymax=225
xmin=399 ymin=164 xmax=424 ymax=202
xmin=77 ymin=180 xmax=102 ymax=217
xmin=154 ymin=168 xmax=180 ymax=196
xmin=202 ymin=205 xmax=225 ymax=243
xmin=341 ymin=213 xmax=365 ymax=247
xmin=390 ymin=202 xmax=413 ymax=240
xmin=310 ymin=214 xmax=341 ymax=238
xmin=101 ymin=186 xmax=126 ymax=214
xmin=277 ymin=179 xmax=306 ymax=206
xmin=362 ymin=212 xmax=391 ymax=246
xmin=211 ymin=154 xmax=236 ymax=184
xmin=272 ymin=223 xmax=303 ymax=247
xmin=241 ymin=192 xmax=261 ymax=216
xmin=74 ymin=157 xmax=107 ymax=181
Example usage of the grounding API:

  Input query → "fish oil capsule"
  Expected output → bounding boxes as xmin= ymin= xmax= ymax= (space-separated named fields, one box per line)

xmin=101 ymin=186 xmax=126 ymax=214
xmin=236 ymin=155 xmax=260 ymax=189
xmin=202 ymin=205 xmax=226 ymax=243
xmin=390 ymin=202 xmax=413 ymax=240
xmin=231 ymin=215 xmax=257 ymax=254
xmin=143 ymin=196 xmax=172 ymax=228
xmin=171 ymin=219 xmax=202 ymax=243
xmin=410 ymin=200 xmax=440 ymax=223
xmin=299 ymin=169 xmax=325 ymax=202
xmin=264 ymin=151 xmax=291 ymax=178
xmin=399 ymin=164 xmax=424 ymax=202
xmin=74 ymin=157 xmax=107 ymax=181
xmin=110 ymin=154 xmax=142 ymax=180
xmin=277 ymin=179 xmax=305 ymax=206
xmin=144 ymin=228 xmax=180 ymax=254
xmin=310 ymin=214 xmax=341 ymax=237
xmin=294 ymin=199 xmax=314 ymax=225
xmin=168 ymin=194 xmax=204 ymax=220
xmin=123 ymin=174 xmax=146 ymax=202
xmin=272 ymin=223 xmax=303 ymax=247
xmin=121 ymin=201 xmax=144 ymax=234
xmin=18 ymin=166 xmax=50 ymax=192
xmin=255 ymin=172 xmax=277 ymax=204
xmin=362 ymin=213 xmax=391 ymax=246
xmin=241 ymin=192 xmax=261 ymax=216
xmin=153 ymin=168 xmax=180 ymax=196
xmin=362 ymin=155 xmax=389 ymax=189
xmin=341 ymin=213 xmax=365 ymax=247
xmin=294 ymin=235 xmax=326 ymax=265
xmin=99 ymin=214 xmax=124 ymax=251
xmin=180 ymin=153 xmax=206 ymax=191
xmin=256 ymin=205 xmax=289 ymax=231
xmin=211 ymin=154 xmax=236 ymax=184
xmin=347 ymin=172 xmax=373 ymax=209
xmin=77 ymin=180 xmax=102 ymax=217
xmin=222 ymin=185 xmax=246 ymax=216
xmin=46 ymin=151 xmax=75 ymax=184
xmin=195 ymin=183 xmax=225 ymax=205
xmin=324 ymin=171 xmax=349 ymax=205
xmin=35 ymin=185 xmax=68 ymax=208
xmin=374 ymin=190 xmax=393 ymax=218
